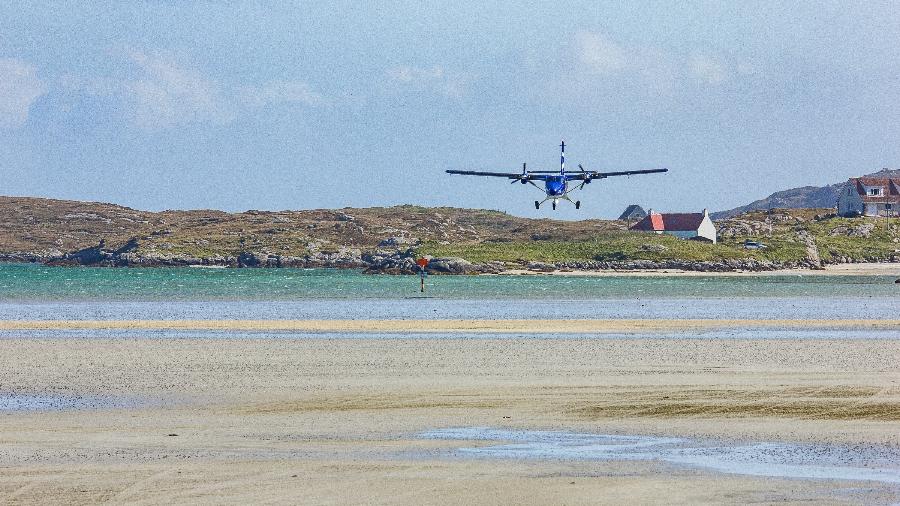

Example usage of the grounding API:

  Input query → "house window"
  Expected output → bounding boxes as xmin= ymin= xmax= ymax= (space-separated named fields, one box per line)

xmin=887 ymin=203 xmax=893 ymax=210
xmin=868 ymin=188 xmax=883 ymax=196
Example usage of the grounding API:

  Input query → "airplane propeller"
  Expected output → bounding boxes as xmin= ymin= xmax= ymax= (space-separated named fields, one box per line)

xmin=512 ymin=162 xmax=528 ymax=184
xmin=576 ymin=164 xmax=591 ymax=190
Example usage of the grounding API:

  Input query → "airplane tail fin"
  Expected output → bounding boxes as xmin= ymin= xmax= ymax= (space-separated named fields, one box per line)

xmin=560 ymin=140 xmax=565 ymax=175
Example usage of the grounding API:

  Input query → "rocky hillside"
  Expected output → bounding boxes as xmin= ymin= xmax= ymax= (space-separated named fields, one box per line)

xmin=712 ymin=168 xmax=900 ymax=219
xmin=0 ymin=196 xmax=621 ymax=269
xmin=2 ymin=196 xmax=897 ymax=273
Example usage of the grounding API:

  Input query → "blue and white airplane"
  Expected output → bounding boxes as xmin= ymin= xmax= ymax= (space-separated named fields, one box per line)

xmin=447 ymin=141 xmax=667 ymax=210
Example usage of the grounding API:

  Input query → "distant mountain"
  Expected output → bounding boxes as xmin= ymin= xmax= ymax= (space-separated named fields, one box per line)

xmin=712 ymin=168 xmax=900 ymax=219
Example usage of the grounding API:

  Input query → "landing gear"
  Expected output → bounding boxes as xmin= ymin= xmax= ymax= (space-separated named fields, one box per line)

xmin=534 ymin=200 xmax=540 ymax=209
xmin=575 ymin=200 xmax=581 ymax=210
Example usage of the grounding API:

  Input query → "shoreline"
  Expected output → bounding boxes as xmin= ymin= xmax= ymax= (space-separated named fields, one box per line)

xmin=2 ymin=259 xmax=899 ymax=277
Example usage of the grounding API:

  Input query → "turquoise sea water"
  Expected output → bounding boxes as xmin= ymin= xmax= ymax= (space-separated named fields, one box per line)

xmin=0 ymin=264 xmax=897 ymax=333
xmin=1 ymin=263 xmax=898 ymax=301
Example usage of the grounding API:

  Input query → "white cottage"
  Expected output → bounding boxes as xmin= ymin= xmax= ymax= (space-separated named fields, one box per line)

xmin=629 ymin=209 xmax=717 ymax=243
xmin=838 ymin=176 xmax=900 ymax=217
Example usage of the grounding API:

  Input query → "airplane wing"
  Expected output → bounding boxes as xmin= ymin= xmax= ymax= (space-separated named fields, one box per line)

xmin=566 ymin=168 xmax=668 ymax=180
xmin=446 ymin=170 xmax=561 ymax=182
xmin=446 ymin=169 xmax=523 ymax=179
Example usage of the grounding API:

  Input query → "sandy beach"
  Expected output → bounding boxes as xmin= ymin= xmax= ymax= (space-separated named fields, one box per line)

xmin=501 ymin=262 xmax=900 ymax=277
xmin=2 ymin=333 xmax=900 ymax=504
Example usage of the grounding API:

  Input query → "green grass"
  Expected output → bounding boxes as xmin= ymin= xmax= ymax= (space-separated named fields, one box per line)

xmin=806 ymin=217 xmax=899 ymax=262
xmin=719 ymin=215 xmax=900 ymax=264
xmin=419 ymin=231 xmax=797 ymax=264
xmin=716 ymin=236 xmax=808 ymax=263
xmin=420 ymin=216 xmax=900 ymax=266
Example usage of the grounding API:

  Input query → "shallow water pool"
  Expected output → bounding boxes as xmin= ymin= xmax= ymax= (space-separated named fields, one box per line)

xmin=421 ymin=427 xmax=900 ymax=485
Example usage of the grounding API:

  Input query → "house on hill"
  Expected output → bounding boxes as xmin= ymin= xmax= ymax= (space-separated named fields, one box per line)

xmin=630 ymin=209 xmax=717 ymax=243
xmin=618 ymin=204 xmax=647 ymax=221
xmin=837 ymin=176 xmax=900 ymax=217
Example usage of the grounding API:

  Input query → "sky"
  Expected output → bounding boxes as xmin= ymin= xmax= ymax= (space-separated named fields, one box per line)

xmin=2 ymin=1 xmax=900 ymax=219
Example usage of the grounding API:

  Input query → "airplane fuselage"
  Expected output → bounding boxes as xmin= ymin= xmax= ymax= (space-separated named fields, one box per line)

xmin=545 ymin=176 xmax=566 ymax=196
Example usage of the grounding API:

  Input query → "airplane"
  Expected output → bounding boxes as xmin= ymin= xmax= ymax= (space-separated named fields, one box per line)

xmin=446 ymin=141 xmax=667 ymax=210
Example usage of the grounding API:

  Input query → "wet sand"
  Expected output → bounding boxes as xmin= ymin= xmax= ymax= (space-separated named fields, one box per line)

xmin=2 ymin=318 xmax=899 ymax=332
xmin=2 ymin=335 xmax=900 ymax=504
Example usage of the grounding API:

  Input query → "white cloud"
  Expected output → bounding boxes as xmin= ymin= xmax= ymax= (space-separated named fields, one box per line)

xmin=689 ymin=54 xmax=728 ymax=85
xmin=387 ymin=65 xmax=444 ymax=83
xmin=0 ymin=58 xmax=46 ymax=129
xmin=633 ymin=47 xmax=679 ymax=94
xmin=576 ymin=31 xmax=627 ymax=74
xmin=574 ymin=31 xmax=677 ymax=93
xmin=123 ymin=50 xmax=230 ymax=129
xmin=572 ymin=31 xmax=734 ymax=95
xmin=63 ymin=52 xmax=326 ymax=128
xmin=736 ymin=58 xmax=764 ymax=77
xmin=239 ymin=79 xmax=325 ymax=108
xmin=387 ymin=65 xmax=468 ymax=98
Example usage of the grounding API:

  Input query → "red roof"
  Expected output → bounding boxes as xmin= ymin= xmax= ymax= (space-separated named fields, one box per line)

xmin=630 ymin=212 xmax=706 ymax=232
xmin=852 ymin=177 xmax=900 ymax=203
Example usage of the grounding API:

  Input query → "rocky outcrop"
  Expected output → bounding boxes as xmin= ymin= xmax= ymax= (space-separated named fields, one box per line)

xmin=0 ymin=253 xmax=48 ymax=263
xmin=6 ymin=241 xmax=885 ymax=273
xmin=361 ymin=250 xmax=503 ymax=275
xmin=237 ymin=252 xmax=261 ymax=267
xmin=795 ymin=230 xmax=823 ymax=269
xmin=829 ymin=222 xmax=875 ymax=238
xmin=717 ymin=219 xmax=772 ymax=239
xmin=525 ymin=261 xmax=557 ymax=272
xmin=377 ymin=237 xmax=417 ymax=248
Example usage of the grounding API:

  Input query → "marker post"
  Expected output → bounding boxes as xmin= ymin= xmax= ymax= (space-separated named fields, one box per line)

xmin=416 ymin=258 xmax=429 ymax=293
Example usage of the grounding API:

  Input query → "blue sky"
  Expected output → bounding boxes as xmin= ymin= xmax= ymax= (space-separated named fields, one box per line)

xmin=2 ymin=1 xmax=899 ymax=219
